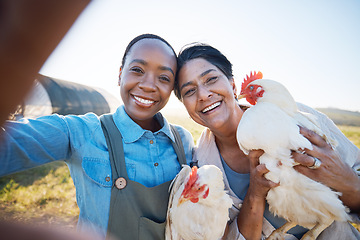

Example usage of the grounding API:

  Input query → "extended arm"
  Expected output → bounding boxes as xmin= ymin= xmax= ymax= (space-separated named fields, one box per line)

xmin=0 ymin=115 xmax=71 ymax=177
xmin=0 ymin=0 xmax=90 ymax=126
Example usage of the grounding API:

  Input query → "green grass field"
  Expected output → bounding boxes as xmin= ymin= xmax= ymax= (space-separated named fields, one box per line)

xmin=338 ymin=125 xmax=360 ymax=148
xmin=0 ymin=161 xmax=78 ymax=229
xmin=0 ymin=114 xmax=359 ymax=231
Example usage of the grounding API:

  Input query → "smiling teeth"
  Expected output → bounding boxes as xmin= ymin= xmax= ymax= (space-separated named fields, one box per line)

xmin=134 ymin=96 xmax=154 ymax=104
xmin=202 ymin=102 xmax=220 ymax=113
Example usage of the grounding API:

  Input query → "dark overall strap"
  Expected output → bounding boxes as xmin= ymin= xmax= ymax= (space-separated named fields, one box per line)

xmin=100 ymin=114 xmax=126 ymax=240
xmin=100 ymin=114 xmax=186 ymax=240
xmin=169 ymin=124 xmax=187 ymax=166
xmin=100 ymin=114 xmax=127 ymax=179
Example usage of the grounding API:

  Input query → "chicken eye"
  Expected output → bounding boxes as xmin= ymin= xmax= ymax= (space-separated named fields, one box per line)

xmin=249 ymin=86 xmax=254 ymax=91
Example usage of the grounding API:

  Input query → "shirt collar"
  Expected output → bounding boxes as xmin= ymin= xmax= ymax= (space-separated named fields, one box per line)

xmin=112 ymin=105 xmax=175 ymax=143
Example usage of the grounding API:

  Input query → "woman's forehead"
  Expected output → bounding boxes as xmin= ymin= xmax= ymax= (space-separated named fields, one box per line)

xmin=127 ymin=39 xmax=175 ymax=59
xmin=124 ymin=39 xmax=177 ymax=69
xmin=180 ymin=58 xmax=218 ymax=78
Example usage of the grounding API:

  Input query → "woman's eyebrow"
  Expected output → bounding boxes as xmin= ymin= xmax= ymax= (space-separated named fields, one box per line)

xmin=129 ymin=59 xmax=146 ymax=65
xmin=129 ymin=59 xmax=174 ymax=76
xmin=159 ymin=66 xmax=174 ymax=76
xmin=180 ymin=69 xmax=217 ymax=92
xmin=200 ymin=69 xmax=216 ymax=77
xmin=180 ymin=81 xmax=193 ymax=92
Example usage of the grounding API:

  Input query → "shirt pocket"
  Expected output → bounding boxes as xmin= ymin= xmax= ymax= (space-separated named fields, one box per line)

xmin=126 ymin=163 xmax=136 ymax=180
xmin=82 ymin=157 xmax=112 ymax=187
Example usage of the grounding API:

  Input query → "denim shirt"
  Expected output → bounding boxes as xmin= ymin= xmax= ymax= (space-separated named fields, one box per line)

xmin=0 ymin=105 xmax=194 ymax=238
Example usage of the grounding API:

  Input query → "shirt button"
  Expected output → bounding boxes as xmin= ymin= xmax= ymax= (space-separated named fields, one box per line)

xmin=105 ymin=176 xmax=111 ymax=182
xmin=115 ymin=177 xmax=127 ymax=190
xmin=150 ymin=140 xmax=154 ymax=144
xmin=154 ymin=162 xmax=159 ymax=167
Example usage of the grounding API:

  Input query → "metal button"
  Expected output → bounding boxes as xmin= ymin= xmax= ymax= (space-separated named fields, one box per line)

xmin=115 ymin=177 xmax=127 ymax=190
xmin=154 ymin=162 xmax=159 ymax=167
xmin=105 ymin=176 xmax=111 ymax=182
xmin=150 ymin=140 xmax=154 ymax=144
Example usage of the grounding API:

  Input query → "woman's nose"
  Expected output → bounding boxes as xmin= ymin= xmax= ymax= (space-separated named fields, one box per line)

xmin=138 ymin=74 xmax=156 ymax=92
xmin=197 ymin=85 xmax=212 ymax=101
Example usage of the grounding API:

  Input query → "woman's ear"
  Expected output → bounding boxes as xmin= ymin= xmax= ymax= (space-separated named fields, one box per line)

xmin=230 ymin=78 xmax=238 ymax=99
xmin=118 ymin=67 xmax=122 ymax=86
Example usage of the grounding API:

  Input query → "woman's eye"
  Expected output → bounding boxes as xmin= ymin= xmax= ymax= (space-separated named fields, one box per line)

xmin=206 ymin=76 xmax=218 ymax=84
xmin=130 ymin=67 xmax=143 ymax=73
xmin=159 ymin=75 xmax=171 ymax=82
xmin=183 ymin=88 xmax=196 ymax=97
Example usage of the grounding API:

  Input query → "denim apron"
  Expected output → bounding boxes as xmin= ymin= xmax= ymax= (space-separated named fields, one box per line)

xmin=100 ymin=114 xmax=186 ymax=240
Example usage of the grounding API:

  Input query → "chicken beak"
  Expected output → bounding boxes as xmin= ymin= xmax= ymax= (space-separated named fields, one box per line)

xmin=178 ymin=196 xmax=186 ymax=206
xmin=238 ymin=94 xmax=245 ymax=100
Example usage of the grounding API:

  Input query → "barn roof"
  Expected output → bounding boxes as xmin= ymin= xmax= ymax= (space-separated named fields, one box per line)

xmin=13 ymin=74 xmax=120 ymax=119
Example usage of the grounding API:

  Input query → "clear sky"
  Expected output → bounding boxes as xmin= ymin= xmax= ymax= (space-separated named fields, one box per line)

xmin=40 ymin=0 xmax=360 ymax=112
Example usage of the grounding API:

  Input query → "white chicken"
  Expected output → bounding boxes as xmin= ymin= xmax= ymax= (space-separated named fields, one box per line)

xmin=236 ymin=71 xmax=350 ymax=240
xmin=165 ymin=165 xmax=233 ymax=240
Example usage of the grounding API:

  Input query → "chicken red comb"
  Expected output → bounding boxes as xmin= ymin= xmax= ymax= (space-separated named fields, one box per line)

xmin=188 ymin=166 xmax=198 ymax=186
xmin=241 ymin=71 xmax=263 ymax=91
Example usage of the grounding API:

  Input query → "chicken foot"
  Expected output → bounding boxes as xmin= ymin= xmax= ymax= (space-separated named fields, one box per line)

xmin=266 ymin=221 xmax=297 ymax=240
xmin=300 ymin=220 xmax=334 ymax=240
xmin=266 ymin=219 xmax=334 ymax=240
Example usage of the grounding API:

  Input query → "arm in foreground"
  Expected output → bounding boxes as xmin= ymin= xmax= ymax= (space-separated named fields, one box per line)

xmin=237 ymin=150 xmax=279 ymax=240
xmin=0 ymin=0 xmax=90 ymax=126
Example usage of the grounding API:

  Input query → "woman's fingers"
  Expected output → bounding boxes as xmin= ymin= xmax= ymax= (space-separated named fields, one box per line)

xmin=294 ymin=127 xmax=332 ymax=169
xmin=248 ymin=149 xmax=264 ymax=169
xmin=299 ymin=126 xmax=330 ymax=149
xmin=248 ymin=150 xmax=279 ymax=191
xmin=292 ymin=149 xmax=321 ymax=168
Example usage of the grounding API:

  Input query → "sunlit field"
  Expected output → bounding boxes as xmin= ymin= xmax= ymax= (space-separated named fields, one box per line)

xmin=1 ymin=112 xmax=359 ymax=232
xmin=337 ymin=125 xmax=360 ymax=148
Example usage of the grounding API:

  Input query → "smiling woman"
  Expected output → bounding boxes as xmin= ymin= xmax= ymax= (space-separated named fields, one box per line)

xmin=0 ymin=33 xmax=194 ymax=240
xmin=175 ymin=44 xmax=241 ymax=136
xmin=119 ymin=38 xmax=177 ymax=131
xmin=177 ymin=57 xmax=240 ymax=133
xmin=174 ymin=43 xmax=360 ymax=240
